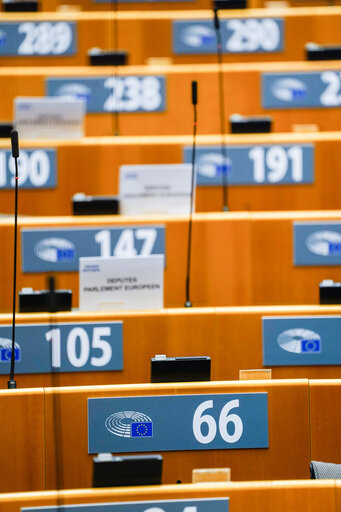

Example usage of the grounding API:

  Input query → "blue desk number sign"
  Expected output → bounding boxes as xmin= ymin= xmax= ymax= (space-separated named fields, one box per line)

xmin=88 ymin=393 xmax=269 ymax=454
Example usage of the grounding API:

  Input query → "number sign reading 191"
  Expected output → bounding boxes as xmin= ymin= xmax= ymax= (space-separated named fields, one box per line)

xmin=46 ymin=76 xmax=166 ymax=113
xmin=88 ymin=393 xmax=268 ymax=454
xmin=173 ymin=18 xmax=283 ymax=55
xmin=0 ymin=321 xmax=122 ymax=374
xmin=183 ymin=144 xmax=313 ymax=186
xmin=262 ymin=70 xmax=341 ymax=109
xmin=0 ymin=149 xmax=56 ymax=189
xmin=0 ymin=22 xmax=76 ymax=56
xmin=21 ymin=225 xmax=165 ymax=273
xmin=22 ymin=498 xmax=229 ymax=512
xmin=294 ymin=221 xmax=341 ymax=266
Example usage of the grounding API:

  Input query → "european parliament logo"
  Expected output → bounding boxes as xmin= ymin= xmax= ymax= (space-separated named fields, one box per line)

xmin=271 ymin=78 xmax=307 ymax=103
xmin=105 ymin=411 xmax=153 ymax=438
xmin=0 ymin=339 xmax=21 ymax=362
xmin=306 ymin=231 xmax=341 ymax=257
xmin=277 ymin=328 xmax=321 ymax=354
xmin=34 ymin=238 xmax=75 ymax=263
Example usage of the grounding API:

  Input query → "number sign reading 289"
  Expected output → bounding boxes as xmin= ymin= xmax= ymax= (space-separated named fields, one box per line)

xmin=0 ymin=149 xmax=56 ymax=189
xmin=46 ymin=76 xmax=166 ymax=113
xmin=0 ymin=321 xmax=122 ymax=375
xmin=88 ymin=393 xmax=268 ymax=453
xmin=262 ymin=70 xmax=341 ymax=109
xmin=0 ymin=22 xmax=76 ymax=56
xmin=21 ymin=225 xmax=165 ymax=273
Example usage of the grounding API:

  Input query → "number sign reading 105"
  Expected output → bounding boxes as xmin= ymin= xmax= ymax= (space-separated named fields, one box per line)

xmin=46 ymin=76 xmax=166 ymax=114
xmin=0 ymin=22 xmax=76 ymax=56
xmin=173 ymin=18 xmax=283 ymax=55
xmin=87 ymin=393 xmax=268 ymax=454
xmin=0 ymin=149 xmax=56 ymax=189
xmin=262 ymin=70 xmax=341 ymax=109
xmin=183 ymin=143 xmax=314 ymax=186
xmin=21 ymin=225 xmax=165 ymax=273
xmin=0 ymin=322 xmax=123 ymax=375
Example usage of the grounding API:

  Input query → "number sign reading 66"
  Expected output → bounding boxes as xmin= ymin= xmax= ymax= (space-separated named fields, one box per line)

xmin=88 ymin=393 xmax=268 ymax=453
xmin=21 ymin=225 xmax=165 ymax=273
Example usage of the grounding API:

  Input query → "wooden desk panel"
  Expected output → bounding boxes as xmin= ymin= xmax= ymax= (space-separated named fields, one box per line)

xmin=1 ymin=211 xmax=341 ymax=311
xmin=0 ymin=131 xmax=341 ymax=216
xmin=0 ymin=481 xmax=336 ymax=512
xmin=0 ymin=305 xmax=341 ymax=389
xmin=1 ymin=8 xmax=341 ymax=66
xmin=2 ymin=62 xmax=341 ymax=136
xmin=44 ymin=380 xmax=310 ymax=489
xmin=0 ymin=388 xmax=45 ymax=492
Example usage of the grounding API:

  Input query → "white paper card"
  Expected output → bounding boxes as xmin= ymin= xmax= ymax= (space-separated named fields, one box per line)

xmin=14 ymin=97 xmax=86 ymax=139
xmin=79 ymin=254 xmax=164 ymax=311
xmin=119 ymin=164 xmax=194 ymax=215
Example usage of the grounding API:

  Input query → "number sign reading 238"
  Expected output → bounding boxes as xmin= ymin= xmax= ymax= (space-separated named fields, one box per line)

xmin=46 ymin=76 xmax=166 ymax=113
xmin=0 ymin=22 xmax=76 ymax=56
xmin=21 ymin=226 xmax=165 ymax=273
xmin=88 ymin=393 xmax=269 ymax=453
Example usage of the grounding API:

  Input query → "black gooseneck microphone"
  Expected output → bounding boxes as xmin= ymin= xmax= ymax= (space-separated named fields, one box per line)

xmin=184 ymin=80 xmax=198 ymax=308
xmin=8 ymin=129 xmax=19 ymax=389
xmin=213 ymin=7 xmax=229 ymax=212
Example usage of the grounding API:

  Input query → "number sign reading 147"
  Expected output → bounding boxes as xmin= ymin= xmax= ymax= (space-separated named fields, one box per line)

xmin=0 ymin=149 xmax=56 ymax=189
xmin=21 ymin=225 xmax=165 ymax=273
xmin=0 ymin=322 xmax=123 ymax=375
xmin=262 ymin=70 xmax=341 ymax=109
xmin=21 ymin=498 xmax=229 ymax=512
xmin=173 ymin=18 xmax=283 ymax=55
xmin=183 ymin=144 xmax=313 ymax=186
xmin=46 ymin=76 xmax=166 ymax=113
xmin=88 ymin=393 xmax=268 ymax=453
xmin=0 ymin=22 xmax=76 ymax=56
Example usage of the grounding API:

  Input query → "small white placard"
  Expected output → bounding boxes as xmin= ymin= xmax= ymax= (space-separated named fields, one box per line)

xmin=79 ymin=255 xmax=164 ymax=311
xmin=119 ymin=164 xmax=194 ymax=215
xmin=14 ymin=97 xmax=86 ymax=139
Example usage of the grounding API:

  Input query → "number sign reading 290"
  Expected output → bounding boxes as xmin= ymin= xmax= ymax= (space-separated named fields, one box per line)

xmin=262 ymin=70 xmax=341 ymax=109
xmin=0 ymin=22 xmax=76 ymax=56
xmin=183 ymin=144 xmax=313 ymax=186
xmin=21 ymin=225 xmax=165 ymax=273
xmin=0 ymin=322 xmax=123 ymax=375
xmin=87 ymin=393 xmax=268 ymax=453
xmin=0 ymin=149 xmax=56 ymax=189
xmin=46 ymin=76 xmax=166 ymax=113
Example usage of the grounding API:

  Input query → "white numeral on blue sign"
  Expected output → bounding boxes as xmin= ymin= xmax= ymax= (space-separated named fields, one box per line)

xmin=45 ymin=326 xmax=112 ymax=368
xmin=192 ymin=399 xmax=243 ymax=444
xmin=18 ymin=22 xmax=72 ymax=55
xmin=0 ymin=150 xmax=50 ymax=188
xmin=226 ymin=19 xmax=280 ymax=52
xmin=103 ymin=76 xmax=162 ymax=112
xmin=249 ymin=145 xmax=303 ymax=183
xmin=320 ymin=71 xmax=341 ymax=106
xmin=95 ymin=228 xmax=157 ymax=257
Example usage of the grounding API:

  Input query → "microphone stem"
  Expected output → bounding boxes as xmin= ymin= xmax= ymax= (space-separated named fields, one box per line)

xmin=9 ymin=156 xmax=18 ymax=388
xmin=215 ymin=12 xmax=229 ymax=212
xmin=185 ymin=102 xmax=197 ymax=307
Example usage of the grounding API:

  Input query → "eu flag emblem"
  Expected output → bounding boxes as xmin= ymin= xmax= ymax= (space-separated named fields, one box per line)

xmin=131 ymin=421 xmax=153 ymax=438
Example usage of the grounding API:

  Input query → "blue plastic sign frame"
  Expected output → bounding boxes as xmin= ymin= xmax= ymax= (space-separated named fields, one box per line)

xmin=263 ymin=315 xmax=341 ymax=366
xmin=46 ymin=76 xmax=166 ymax=113
xmin=21 ymin=225 xmax=165 ymax=273
xmin=262 ymin=70 xmax=341 ymax=109
xmin=22 ymin=499 xmax=229 ymax=512
xmin=0 ymin=148 xmax=56 ymax=189
xmin=0 ymin=321 xmax=123 ymax=374
xmin=293 ymin=221 xmax=341 ymax=266
xmin=88 ymin=392 xmax=268 ymax=454
xmin=173 ymin=18 xmax=283 ymax=55
xmin=183 ymin=144 xmax=314 ymax=186
xmin=0 ymin=22 xmax=76 ymax=56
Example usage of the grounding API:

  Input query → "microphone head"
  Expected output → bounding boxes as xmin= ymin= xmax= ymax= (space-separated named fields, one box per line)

xmin=10 ymin=129 xmax=19 ymax=158
xmin=213 ymin=8 xmax=220 ymax=29
xmin=191 ymin=81 xmax=198 ymax=106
